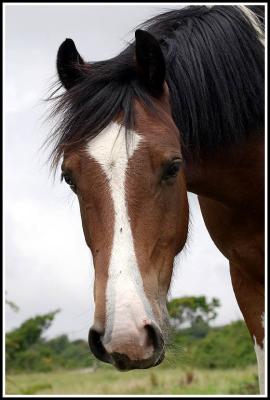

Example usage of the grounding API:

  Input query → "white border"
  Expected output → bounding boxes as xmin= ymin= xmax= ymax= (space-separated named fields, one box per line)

xmin=3 ymin=2 xmax=268 ymax=398
xmin=2 ymin=2 xmax=268 ymax=5
xmin=264 ymin=1 xmax=268 ymax=398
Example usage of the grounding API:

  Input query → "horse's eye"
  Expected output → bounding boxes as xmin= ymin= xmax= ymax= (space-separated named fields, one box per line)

xmin=163 ymin=159 xmax=182 ymax=181
xmin=62 ymin=173 xmax=77 ymax=193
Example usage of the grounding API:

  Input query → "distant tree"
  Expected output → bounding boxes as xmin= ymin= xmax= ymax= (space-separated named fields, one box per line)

xmin=46 ymin=334 xmax=69 ymax=353
xmin=5 ymin=309 xmax=99 ymax=373
xmin=190 ymin=317 xmax=210 ymax=338
xmin=6 ymin=309 xmax=60 ymax=363
xmin=167 ymin=296 xmax=220 ymax=331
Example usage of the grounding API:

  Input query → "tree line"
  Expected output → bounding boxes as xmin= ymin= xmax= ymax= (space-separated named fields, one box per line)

xmin=5 ymin=296 xmax=256 ymax=372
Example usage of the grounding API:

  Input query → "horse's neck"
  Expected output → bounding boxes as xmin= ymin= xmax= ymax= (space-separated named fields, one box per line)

xmin=184 ymin=133 xmax=264 ymax=210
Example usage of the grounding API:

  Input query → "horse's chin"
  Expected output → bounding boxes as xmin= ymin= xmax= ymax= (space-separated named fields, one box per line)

xmin=112 ymin=349 xmax=166 ymax=371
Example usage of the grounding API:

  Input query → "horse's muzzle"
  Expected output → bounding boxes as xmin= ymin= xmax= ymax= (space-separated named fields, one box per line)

xmin=88 ymin=323 xmax=165 ymax=371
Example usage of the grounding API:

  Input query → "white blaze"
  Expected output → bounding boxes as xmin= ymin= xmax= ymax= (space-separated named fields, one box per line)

xmin=87 ymin=122 xmax=155 ymax=358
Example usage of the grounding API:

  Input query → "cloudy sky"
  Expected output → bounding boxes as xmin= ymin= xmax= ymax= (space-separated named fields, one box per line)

xmin=4 ymin=4 xmax=243 ymax=341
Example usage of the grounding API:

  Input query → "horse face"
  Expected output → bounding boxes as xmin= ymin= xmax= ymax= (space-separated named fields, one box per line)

xmin=57 ymin=30 xmax=188 ymax=370
xmin=61 ymin=99 xmax=188 ymax=370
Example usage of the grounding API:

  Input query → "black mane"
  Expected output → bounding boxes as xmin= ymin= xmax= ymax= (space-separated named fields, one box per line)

xmin=47 ymin=5 xmax=264 ymax=168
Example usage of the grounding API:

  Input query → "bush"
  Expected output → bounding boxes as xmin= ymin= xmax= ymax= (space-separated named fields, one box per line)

xmin=5 ymin=312 xmax=95 ymax=373
xmin=164 ymin=320 xmax=256 ymax=370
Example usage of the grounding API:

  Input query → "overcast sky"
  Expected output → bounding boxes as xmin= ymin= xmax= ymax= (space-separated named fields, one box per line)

xmin=4 ymin=4 xmax=243 ymax=341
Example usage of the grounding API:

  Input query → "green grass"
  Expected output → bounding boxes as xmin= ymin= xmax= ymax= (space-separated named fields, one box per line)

xmin=6 ymin=365 xmax=259 ymax=395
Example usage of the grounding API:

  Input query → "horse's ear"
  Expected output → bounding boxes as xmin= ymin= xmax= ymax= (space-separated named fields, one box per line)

xmin=57 ymin=38 xmax=85 ymax=90
xmin=135 ymin=29 xmax=166 ymax=96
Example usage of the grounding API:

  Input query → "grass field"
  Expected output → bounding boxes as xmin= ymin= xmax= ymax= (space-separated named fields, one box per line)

xmin=6 ymin=365 xmax=259 ymax=395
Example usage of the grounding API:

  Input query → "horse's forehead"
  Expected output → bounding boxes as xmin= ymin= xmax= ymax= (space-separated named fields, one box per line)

xmin=86 ymin=122 xmax=142 ymax=170
xmin=85 ymin=120 xmax=180 ymax=171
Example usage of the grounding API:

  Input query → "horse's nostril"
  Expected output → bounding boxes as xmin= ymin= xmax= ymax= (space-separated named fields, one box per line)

xmin=88 ymin=328 xmax=111 ymax=364
xmin=145 ymin=323 xmax=164 ymax=352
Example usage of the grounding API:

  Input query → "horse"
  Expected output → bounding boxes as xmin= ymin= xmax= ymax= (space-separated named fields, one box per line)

xmin=47 ymin=4 xmax=265 ymax=393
